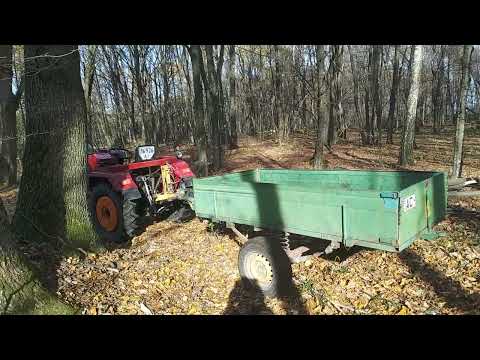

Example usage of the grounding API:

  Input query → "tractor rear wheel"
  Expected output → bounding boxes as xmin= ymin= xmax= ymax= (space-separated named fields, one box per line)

xmin=238 ymin=236 xmax=293 ymax=298
xmin=89 ymin=184 xmax=146 ymax=242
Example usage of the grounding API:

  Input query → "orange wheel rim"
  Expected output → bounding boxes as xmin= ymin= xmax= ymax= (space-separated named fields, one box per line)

xmin=95 ymin=196 xmax=118 ymax=232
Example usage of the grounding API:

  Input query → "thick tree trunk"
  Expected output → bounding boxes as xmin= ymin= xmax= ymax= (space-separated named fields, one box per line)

xmin=204 ymin=45 xmax=225 ymax=171
xmin=187 ymin=45 xmax=208 ymax=177
xmin=399 ymin=46 xmax=423 ymax=166
xmin=0 ymin=200 xmax=74 ymax=314
xmin=313 ymin=45 xmax=327 ymax=169
xmin=452 ymin=45 xmax=474 ymax=178
xmin=83 ymin=45 xmax=97 ymax=146
xmin=13 ymin=45 xmax=98 ymax=250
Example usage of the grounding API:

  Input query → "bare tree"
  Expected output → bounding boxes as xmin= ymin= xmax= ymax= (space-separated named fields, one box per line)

xmin=387 ymin=45 xmax=400 ymax=144
xmin=328 ymin=45 xmax=344 ymax=145
xmin=399 ymin=45 xmax=423 ymax=166
xmin=227 ymin=45 xmax=238 ymax=149
xmin=431 ymin=45 xmax=446 ymax=134
xmin=452 ymin=45 xmax=474 ymax=178
xmin=312 ymin=45 xmax=327 ymax=169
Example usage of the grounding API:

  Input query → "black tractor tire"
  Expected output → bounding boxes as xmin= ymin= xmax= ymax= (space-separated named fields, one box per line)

xmin=89 ymin=183 xmax=147 ymax=243
xmin=123 ymin=196 xmax=148 ymax=238
xmin=238 ymin=236 xmax=293 ymax=298
xmin=166 ymin=202 xmax=195 ymax=223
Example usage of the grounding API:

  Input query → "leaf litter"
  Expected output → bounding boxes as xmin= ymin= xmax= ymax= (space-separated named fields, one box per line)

xmin=2 ymin=128 xmax=479 ymax=315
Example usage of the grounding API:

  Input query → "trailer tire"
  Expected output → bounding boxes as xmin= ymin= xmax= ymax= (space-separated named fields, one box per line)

xmin=238 ymin=236 xmax=292 ymax=298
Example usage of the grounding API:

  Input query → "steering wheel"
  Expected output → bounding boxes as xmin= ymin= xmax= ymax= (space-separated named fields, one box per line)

xmin=109 ymin=147 xmax=132 ymax=163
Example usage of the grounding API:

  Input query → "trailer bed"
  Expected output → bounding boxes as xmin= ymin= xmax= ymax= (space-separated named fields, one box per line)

xmin=193 ymin=169 xmax=447 ymax=252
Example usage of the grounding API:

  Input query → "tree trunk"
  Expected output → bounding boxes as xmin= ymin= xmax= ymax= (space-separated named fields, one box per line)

xmin=363 ymin=47 xmax=375 ymax=145
xmin=376 ymin=46 xmax=384 ymax=145
xmin=203 ymin=45 xmax=225 ymax=171
xmin=399 ymin=45 xmax=423 ymax=166
xmin=186 ymin=45 xmax=208 ymax=177
xmin=0 ymin=45 xmax=21 ymax=186
xmin=370 ymin=45 xmax=382 ymax=145
xmin=272 ymin=46 xmax=287 ymax=143
xmin=328 ymin=45 xmax=344 ymax=143
xmin=452 ymin=45 xmax=474 ymax=178
xmin=348 ymin=46 xmax=361 ymax=128
xmin=227 ymin=45 xmax=238 ymax=149
xmin=313 ymin=45 xmax=327 ymax=169
xmin=432 ymin=45 xmax=446 ymax=134
xmin=387 ymin=45 xmax=400 ymax=144
xmin=83 ymin=45 xmax=97 ymax=146
xmin=0 ymin=199 xmax=74 ymax=314
xmin=13 ymin=45 xmax=98 ymax=250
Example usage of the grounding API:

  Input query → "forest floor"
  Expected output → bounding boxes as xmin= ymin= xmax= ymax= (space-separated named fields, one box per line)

xmin=1 ymin=126 xmax=479 ymax=315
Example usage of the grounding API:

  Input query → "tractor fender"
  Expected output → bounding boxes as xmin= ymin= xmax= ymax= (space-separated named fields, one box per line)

xmin=89 ymin=172 xmax=137 ymax=192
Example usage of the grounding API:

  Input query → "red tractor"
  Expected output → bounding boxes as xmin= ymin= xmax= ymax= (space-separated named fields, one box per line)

xmin=87 ymin=144 xmax=195 ymax=242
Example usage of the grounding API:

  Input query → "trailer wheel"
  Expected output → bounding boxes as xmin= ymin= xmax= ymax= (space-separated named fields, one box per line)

xmin=238 ymin=236 xmax=292 ymax=298
xmin=90 ymin=184 xmax=146 ymax=242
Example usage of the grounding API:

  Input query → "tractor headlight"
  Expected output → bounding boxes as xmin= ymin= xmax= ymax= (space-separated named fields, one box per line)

xmin=135 ymin=145 xmax=156 ymax=162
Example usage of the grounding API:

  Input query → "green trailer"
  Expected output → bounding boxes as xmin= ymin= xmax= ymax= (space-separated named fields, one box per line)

xmin=192 ymin=169 xmax=447 ymax=297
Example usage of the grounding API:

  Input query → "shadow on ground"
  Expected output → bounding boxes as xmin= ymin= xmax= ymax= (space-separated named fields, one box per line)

xmin=223 ymin=278 xmax=309 ymax=315
xmin=399 ymin=249 xmax=480 ymax=314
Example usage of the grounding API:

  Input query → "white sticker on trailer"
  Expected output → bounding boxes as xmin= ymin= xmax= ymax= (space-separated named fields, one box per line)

xmin=403 ymin=194 xmax=416 ymax=212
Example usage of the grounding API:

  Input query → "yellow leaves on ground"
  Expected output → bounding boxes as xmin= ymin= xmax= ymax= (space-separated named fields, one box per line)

xmin=397 ymin=306 xmax=410 ymax=315
xmin=37 ymin=132 xmax=480 ymax=314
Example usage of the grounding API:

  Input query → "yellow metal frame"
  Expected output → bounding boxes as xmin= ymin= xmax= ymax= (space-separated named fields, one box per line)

xmin=154 ymin=165 xmax=177 ymax=202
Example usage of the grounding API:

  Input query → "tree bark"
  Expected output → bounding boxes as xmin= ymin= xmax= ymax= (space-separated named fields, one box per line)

xmin=312 ymin=45 xmax=327 ymax=169
xmin=432 ymin=45 xmax=446 ymax=134
xmin=0 ymin=45 xmax=22 ymax=186
xmin=347 ymin=46 xmax=361 ymax=128
xmin=0 ymin=199 xmax=74 ymax=314
xmin=13 ymin=45 xmax=98 ymax=250
xmin=387 ymin=45 xmax=400 ymax=144
xmin=186 ymin=45 xmax=208 ymax=177
xmin=203 ymin=45 xmax=225 ymax=171
xmin=370 ymin=45 xmax=382 ymax=145
xmin=227 ymin=45 xmax=238 ymax=149
xmin=452 ymin=45 xmax=474 ymax=178
xmin=83 ymin=45 xmax=97 ymax=146
xmin=328 ymin=45 xmax=344 ymax=144
xmin=399 ymin=45 xmax=423 ymax=166
xmin=273 ymin=46 xmax=288 ymax=143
